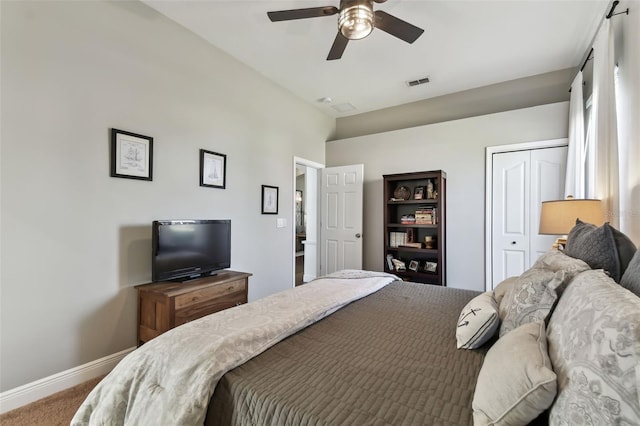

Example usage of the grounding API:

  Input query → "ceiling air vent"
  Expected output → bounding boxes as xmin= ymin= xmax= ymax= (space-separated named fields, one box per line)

xmin=406 ymin=77 xmax=430 ymax=87
xmin=331 ymin=103 xmax=356 ymax=113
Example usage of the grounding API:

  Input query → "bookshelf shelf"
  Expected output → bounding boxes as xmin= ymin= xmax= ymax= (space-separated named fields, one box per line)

xmin=383 ymin=170 xmax=446 ymax=286
xmin=388 ymin=223 xmax=438 ymax=228
xmin=387 ymin=199 xmax=439 ymax=205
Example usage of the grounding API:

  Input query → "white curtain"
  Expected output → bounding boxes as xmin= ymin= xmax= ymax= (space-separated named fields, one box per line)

xmin=564 ymin=72 xmax=585 ymax=199
xmin=613 ymin=7 xmax=640 ymax=243
xmin=590 ymin=18 xmax=619 ymax=228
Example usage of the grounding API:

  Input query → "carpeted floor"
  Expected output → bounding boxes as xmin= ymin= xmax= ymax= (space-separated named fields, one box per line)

xmin=0 ymin=376 xmax=103 ymax=426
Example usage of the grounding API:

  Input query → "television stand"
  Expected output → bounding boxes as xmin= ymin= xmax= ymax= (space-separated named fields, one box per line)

xmin=135 ymin=270 xmax=251 ymax=345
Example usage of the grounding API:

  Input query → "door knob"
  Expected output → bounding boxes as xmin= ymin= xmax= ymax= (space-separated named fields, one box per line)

xmin=355 ymin=233 xmax=361 ymax=238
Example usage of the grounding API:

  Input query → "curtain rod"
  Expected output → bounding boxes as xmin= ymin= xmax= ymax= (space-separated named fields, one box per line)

xmin=577 ymin=0 xmax=629 ymax=72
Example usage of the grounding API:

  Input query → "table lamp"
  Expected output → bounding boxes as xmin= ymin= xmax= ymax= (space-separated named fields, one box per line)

xmin=539 ymin=196 xmax=604 ymax=249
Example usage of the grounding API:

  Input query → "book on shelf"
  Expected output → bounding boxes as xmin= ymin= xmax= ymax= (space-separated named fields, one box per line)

xmin=415 ymin=206 xmax=437 ymax=224
xmin=400 ymin=214 xmax=416 ymax=224
xmin=398 ymin=242 xmax=423 ymax=249
xmin=389 ymin=231 xmax=408 ymax=248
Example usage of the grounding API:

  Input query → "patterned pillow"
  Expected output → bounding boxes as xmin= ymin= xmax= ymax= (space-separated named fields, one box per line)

xmin=547 ymin=269 xmax=640 ymax=424
xmin=472 ymin=321 xmax=557 ymax=425
xmin=532 ymin=249 xmax=590 ymax=275
xmin=456 ymin=291 xmax=499 ymax=349
xmin=498 ymin=268 xmax=566 ymax=338
xmin=620 ymin=248 xmax=640 ymax=297
xmin=565 ymin=219 xmax=636 ymax=282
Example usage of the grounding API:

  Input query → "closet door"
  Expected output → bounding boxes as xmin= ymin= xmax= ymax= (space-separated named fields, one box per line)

xmin=529 ymin=147 xmax=568 ymax=265
xmin=490 ymin=146 xmax=567 ymax=288
xmin=492 ymin=151 xmax=530 ymax=287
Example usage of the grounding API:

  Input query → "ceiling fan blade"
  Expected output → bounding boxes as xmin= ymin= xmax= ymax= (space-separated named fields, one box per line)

xmin=374 ymin=10 xmax=424 ymax=44
xmin=327 ymin=32 xmax=349 ymax=60
xmin=267 ymin=6 xmax=339 ymax=22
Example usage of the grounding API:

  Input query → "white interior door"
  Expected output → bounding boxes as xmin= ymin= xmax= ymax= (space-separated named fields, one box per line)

xmin=530 ymin=147 xmax=568 ymax=263
xmin=492 ymin=150 xmax=530 ymax=286
xmin=490 ymin=146 xmax=567 ymax=288
xmin=320 ymin=164 xmax=364 ymax=275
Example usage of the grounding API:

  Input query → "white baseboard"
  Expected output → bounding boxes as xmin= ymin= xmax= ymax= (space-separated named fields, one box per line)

xmin=0 ymin=346 xmax=135 ymax=414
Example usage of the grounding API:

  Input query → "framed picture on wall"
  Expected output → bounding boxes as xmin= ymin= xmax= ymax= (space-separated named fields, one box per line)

xmin=110 ymin=128 xmax=153 ymax=181
xmin=262 ymin=185 xmax=279 ymax=214
xmin=200 ymin=149 xmax=227 ymax=189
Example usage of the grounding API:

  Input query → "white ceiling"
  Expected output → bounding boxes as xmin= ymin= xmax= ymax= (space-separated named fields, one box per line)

xmin=142 ymin=0 xmax=609 ymax=117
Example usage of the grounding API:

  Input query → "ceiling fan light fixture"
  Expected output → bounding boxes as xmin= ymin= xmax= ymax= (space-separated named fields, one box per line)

xmin=338 ymin=1 xmax=374 ymax=40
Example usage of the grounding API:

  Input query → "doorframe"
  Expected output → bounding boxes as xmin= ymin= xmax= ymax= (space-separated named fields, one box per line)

xmin=484 ymin=138 xmax=568 ymax=290
xmin=292 ymin=157 xmax=324 ymax=287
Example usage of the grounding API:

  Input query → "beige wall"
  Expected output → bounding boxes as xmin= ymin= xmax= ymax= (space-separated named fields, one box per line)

xmin=326 ymin=102 xmax=570 ymax=291
xmin=333 ymin=68 xmax=574 ymax=140
xmin=0 ymin=0 xmax=333 ymax=392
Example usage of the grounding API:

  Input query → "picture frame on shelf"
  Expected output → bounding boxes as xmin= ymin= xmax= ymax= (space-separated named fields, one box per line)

xmin=424 ymin=261 xmax=438 ymax=273
xmin=261 ymin=185 xmax=279 ymax=214
xmin=386 ymin=254 xmax=395 ymax=270
xmin=409 ymin=260 xmax=420 ymax=272
xmin=199 ymin=149 xmax=227 ymax=189
xmin=110 ymin=128 xmax=153 ymax=181
xmin=413 ymin=186 xmax=424 ymax=200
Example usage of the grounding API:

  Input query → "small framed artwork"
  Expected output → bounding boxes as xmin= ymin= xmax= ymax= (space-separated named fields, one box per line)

xmin=386 ymin=254 xmax=395 ymax=270
xmin=413 ymin=186 xmax=424 ymax=200
xmin=409 ymin=260 xmax=420 ymax=271
xmin=424 ymin=261 xmax=438 ymax=273
xmin=110 ymin=128 xmax=153 ymax=181
xmin=261 ymin=185 xmax=279 ymax=214
xmin=200 ymin=149 xmax=227 ymax=189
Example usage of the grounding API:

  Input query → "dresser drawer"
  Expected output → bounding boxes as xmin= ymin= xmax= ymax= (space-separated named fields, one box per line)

xmin=175 ymin=279 xmax=246 ymax=310
xmin=175 ymin=291 xmax=246 ymax=325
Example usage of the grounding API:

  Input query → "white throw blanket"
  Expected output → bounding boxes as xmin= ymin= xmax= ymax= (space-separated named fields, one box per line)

xmin=72 ymin=270 xmax=398 ymax=426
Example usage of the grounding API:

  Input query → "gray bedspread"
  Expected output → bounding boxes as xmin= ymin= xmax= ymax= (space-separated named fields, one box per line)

xmin=206 ymin=281 xmax=487 ymax=426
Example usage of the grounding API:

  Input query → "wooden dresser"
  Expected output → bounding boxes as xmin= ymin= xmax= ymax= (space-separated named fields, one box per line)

xmin=135 ymin=270 xmax=251 ymax=345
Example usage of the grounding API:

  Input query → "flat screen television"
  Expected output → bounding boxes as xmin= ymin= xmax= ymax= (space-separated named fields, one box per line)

xmin=152 ymin=219 xmax=231 ymax=282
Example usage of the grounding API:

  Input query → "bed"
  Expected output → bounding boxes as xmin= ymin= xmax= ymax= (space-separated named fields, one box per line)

xmin=206 ymin=281 xmax=485 ymax=425
xmin=73 ymin=220 xmax=640 ymax=425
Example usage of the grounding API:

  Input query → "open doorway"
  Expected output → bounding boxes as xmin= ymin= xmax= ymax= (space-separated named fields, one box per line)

xmin=293 ymin=157 xmax=323 ymax=286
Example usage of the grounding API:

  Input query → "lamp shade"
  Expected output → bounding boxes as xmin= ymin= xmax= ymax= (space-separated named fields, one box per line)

xmin=539 ymin=199 xmax=604 ymax=235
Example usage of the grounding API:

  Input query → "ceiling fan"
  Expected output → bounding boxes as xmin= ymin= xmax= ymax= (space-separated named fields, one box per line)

xmin=267 ymin=0 xmax=424 ymax=61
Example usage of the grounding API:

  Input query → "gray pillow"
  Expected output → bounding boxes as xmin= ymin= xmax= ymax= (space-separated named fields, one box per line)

xmin=498 ymin=268 xmax=566 ymax=338
xmin=620 ymin=248 xmax=640 ymax=297
xmin=546 ymin=269 xmax=640 ymax=424
xmin=532 ymin=249 xmax=590 ymax=275
xmin=564 ymin=219 xmax=636 ymax=283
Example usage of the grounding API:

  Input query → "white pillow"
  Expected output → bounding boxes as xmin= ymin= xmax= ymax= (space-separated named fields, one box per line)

xmin=456 ymin=291 xmax=499 ymax=349
xmin=472 ymin=321 xmax=557 ymax=426
xmin=492 ymin=276 xmax=518 ymax=306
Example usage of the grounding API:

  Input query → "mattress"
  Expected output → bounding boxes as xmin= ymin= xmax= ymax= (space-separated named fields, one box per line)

xmin=205 ymin=281 xmax=487 ymax=425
